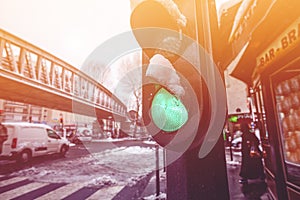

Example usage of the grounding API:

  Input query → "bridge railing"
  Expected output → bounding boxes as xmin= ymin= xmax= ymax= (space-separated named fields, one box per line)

xmin=0 ymin=29 xmax=127 ymax=118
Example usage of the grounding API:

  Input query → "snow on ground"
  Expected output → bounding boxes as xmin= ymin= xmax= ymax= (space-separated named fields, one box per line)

xmin=143 ymin=192 xmax=167 ymax=200
xmin=11 ymin=146 xmax=164 ymax=189
xmin=227 ymin=160 xmax=240 ymax=166
xmin=92 ymin=137 xmax=140 ymax=142
xmin=143 ymin=140 xmax=157 ymax=145
xmin=140 ymin=169 xmax=167 ymax=200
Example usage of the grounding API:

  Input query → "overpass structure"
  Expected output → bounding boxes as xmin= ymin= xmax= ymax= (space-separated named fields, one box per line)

xmin=0 ymin=29 xmax=127 ymax=123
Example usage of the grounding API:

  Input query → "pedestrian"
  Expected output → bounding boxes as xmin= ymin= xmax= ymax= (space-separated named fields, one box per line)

xmin=0 ymin=112 xmax=8 ymax=154
xmin=239 ymin=122 xmax=265 ymax=184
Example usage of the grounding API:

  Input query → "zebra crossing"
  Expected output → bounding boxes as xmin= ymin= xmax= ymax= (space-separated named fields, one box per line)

xmin=0 ymin=175 xmax=125 ymax=200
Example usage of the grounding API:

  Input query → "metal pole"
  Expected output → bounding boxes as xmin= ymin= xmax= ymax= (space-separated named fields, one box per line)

xmin=155 ymin=144 xmax=160 ymax=197
xmin=229 ymin=134 xmax=233 ymax=161
xmin=163 ymin=148 xmax=166 ymax=172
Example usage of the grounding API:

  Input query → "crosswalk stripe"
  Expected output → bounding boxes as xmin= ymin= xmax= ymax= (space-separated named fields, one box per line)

xmin=0 ymin=182 xmax=49 ymax=199
xmin=0 ymin=177 xmax=28 ymax=187
xmin=11 ymin=183 xmax=67 ymax=200
xmin=35 ymin=182 xmax=88 ymax=200
xmin=0 ymin=177 xmax=125 ymax=200
xmin=86 ymin=185 xmax=124 ymax=200
xmin=62 ymin=187 xmax=98 ymax=200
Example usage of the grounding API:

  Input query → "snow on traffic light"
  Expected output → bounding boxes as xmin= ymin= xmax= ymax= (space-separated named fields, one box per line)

xmin=145 ymin=54 xmax=187 ymax=133
xmin=130 ymin=0 xmax=227 ymax=157
xmin=141 ymin=50 xmax=208 ymax=154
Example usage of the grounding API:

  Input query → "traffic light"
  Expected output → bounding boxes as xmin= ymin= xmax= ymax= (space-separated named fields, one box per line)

xmin=131 ymin=0 xmax=214 ymax=153
xmin=130 ymin=1 xmax=229 ymax=199
xmin=150 ymin=86 xmax=188 ymax=132
xmin=130 ymin=0 xmax=193 ymax=62
xmin=130 ymin=0 xmax=227 ymax=155
xmin=229 ymin=115 xmax=238 ymax=123
xmin=141 ymin=53 xmax=208 ymax=152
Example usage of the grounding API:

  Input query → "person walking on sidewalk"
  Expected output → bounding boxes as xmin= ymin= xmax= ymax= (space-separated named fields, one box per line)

xmin=239 ymin=122 xmax=265 ymax=184
xmin=0 ymin=112 xmax=8 ymax=154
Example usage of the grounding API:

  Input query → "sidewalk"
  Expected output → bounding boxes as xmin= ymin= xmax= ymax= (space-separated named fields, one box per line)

xmin=115 ymin=149 xmax=272 ymax=200
xmin=139 ymin=170 xmax=166 ymax=200
xmin=225 ymin=149 xmax=271 ymax=200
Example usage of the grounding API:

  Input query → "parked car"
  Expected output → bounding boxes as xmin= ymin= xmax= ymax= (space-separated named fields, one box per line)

xmin=0 ymin=122 xmax=70 ymax=163
xmin=75 ymin=127 xmax=92 ymax=143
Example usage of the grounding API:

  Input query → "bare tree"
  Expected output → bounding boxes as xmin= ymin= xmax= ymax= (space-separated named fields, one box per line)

xmin=81 ymin=50 xmax=143 ymax=137
xmin=81 ymin=60 xmax=111 ymax=85
xmin=111 ymin=51 xmax=142 ymax=137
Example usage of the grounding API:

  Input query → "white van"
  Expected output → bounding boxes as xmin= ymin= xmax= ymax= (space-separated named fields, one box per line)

xmin=0 ymin=122 xmax=70 ymax=163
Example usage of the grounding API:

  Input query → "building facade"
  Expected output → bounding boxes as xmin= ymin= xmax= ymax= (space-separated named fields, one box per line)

xmin=0 ymin=99 xmax=96 ymax=127
xmin=219 ymin=0 xmax=300 ymax=199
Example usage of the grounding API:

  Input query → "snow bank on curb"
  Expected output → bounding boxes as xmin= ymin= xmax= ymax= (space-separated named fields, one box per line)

xmin=142 ymin=192 xmax=167 ymax=200
xmin=11 ymin=146 xmax=164 ymax=187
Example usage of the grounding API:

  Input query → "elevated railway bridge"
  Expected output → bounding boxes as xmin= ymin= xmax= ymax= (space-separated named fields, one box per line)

xmin=0 ymin=29 xmax=128 ymax=132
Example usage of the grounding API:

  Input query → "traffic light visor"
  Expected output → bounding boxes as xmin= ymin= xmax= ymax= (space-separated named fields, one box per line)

xmin=151 ymin=87 xmax=188 ymax=132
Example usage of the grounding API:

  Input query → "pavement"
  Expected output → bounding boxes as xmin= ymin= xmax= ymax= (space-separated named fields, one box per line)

xmin=115 ymin=148 xmax=272 ymax=200
xmin=225 ymin=149 xmax=271 ymax=200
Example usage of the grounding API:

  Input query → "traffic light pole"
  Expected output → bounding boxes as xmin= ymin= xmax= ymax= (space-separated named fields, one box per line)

xmin=165 ymin=0 xmax=229 ymax=199
xmin=166 ymin=137 xmax=229 ymax=199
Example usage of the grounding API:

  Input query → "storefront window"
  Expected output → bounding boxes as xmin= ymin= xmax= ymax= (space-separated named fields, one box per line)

xmin=274 ymin=72 xmax=300 ymax=187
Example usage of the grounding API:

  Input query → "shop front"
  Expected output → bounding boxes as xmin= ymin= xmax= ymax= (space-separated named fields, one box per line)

xmin=220 ymin=0 xmax=300 ymax=199
xmin=248 ymin=16 xmax=300 ymax=200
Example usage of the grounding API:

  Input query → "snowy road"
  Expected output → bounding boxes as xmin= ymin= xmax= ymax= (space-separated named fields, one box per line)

xmin=0 ymin=141 xmax=168 ymax=200
xmin=12 ymin=145 xmax=163 ymax=187
xmin=0 ymin=139 xmax=166 ymax=199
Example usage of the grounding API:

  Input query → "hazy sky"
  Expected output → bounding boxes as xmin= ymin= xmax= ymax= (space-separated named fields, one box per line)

xmin=0 ymin=0 xmax=228 ymax=69
xmin=0 ymin=0 xmax=132 ymax=68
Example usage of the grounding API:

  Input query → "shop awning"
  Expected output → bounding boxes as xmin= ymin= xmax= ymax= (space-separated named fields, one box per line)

xmin=216 ymin=0 xmax=242 ymax=70
xmin=227 ymin=0 xmax=300 ymax=85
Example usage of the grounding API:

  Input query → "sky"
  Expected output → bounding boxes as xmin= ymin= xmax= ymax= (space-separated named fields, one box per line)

xmin=0 ymin=0 xmax=228 ymax=69
xmin=0 ymin=0 xmax=230 ymax=110
xmin=0 ymin=0 xmax=132 ymax=68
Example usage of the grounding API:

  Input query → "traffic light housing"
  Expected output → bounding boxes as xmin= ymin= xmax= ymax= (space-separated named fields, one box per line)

xmin=131 ymin=0 xmax=226 ymax=155
xmin=141 ymin=53 xmax=210 ymax=152
xmin=130 ymin=0 xmax=193 ymax=62
xmin=130 ymin=0 xmax=208 ymax=151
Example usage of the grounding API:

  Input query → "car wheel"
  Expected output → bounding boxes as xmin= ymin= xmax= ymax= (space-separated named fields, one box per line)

xmin=18 ymin=150 xmax=32 ymax=164
xmin=60 ymin=145 xmax=68 ymax=157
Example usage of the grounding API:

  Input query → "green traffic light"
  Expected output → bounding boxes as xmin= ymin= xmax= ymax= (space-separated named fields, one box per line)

xmin=151 ymin=87 xmax=188 ymax=132
xmin=229 ymin=115 xmax=238 ymax=123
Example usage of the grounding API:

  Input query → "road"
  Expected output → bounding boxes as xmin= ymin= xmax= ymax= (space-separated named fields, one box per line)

xmin=0 ymin=141 xmax=271 ymax=200
xmin=0 ymin=139 xmax=161 ymax=199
